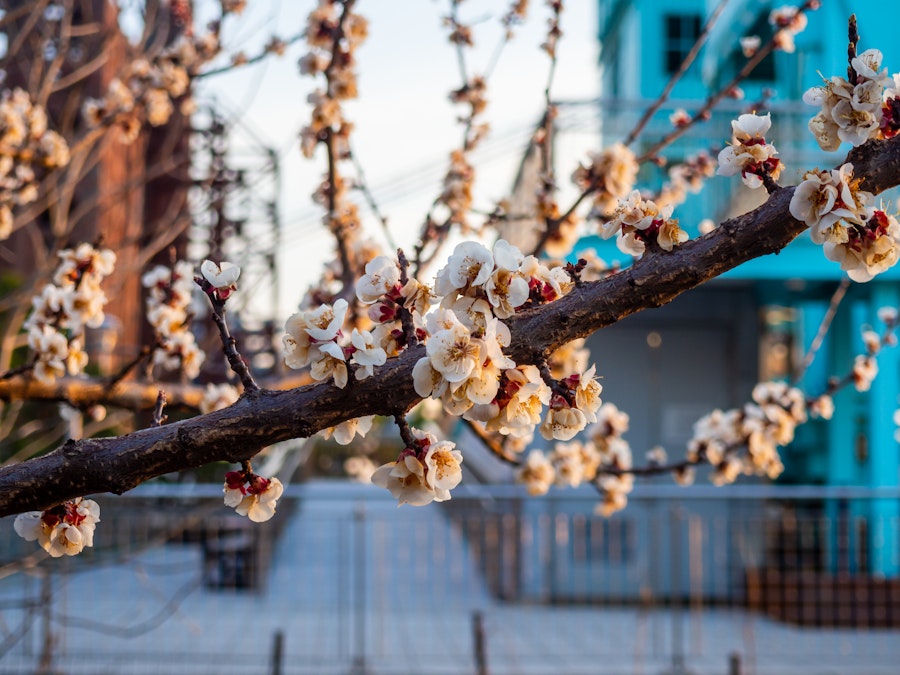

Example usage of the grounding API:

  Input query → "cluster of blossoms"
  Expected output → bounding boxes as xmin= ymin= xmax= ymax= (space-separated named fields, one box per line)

xmin=297 ymin=2 xmax=369 ymax=275
xmin=282 ymin=297 xmax=387 ymax=389
xmin=297 ymin=0 xmax=367 ymax=158
xmin=599 ymin=190 xmax=688 ymax=257
xmin=0 ymin=88 xmax=70 ymax=240
xmin=789 ymin=163 xmax=900 ymax=281
xmin=515 ymin=403 xmax=634 ymax=516
xmin=803 ymin=48 xmax=893 ymax=150
xmin=82 ymin=34 xmax=219 ymax=142
xmin=410 ymin=240 xmax=602 ymax=443
xmin=654 ymin=149 xmax=717 ymax=209
xmin=572 ymin=143 xmax=639 ymax=215
xmin=14 ymin=498 xmax=100 ymax=557
xmin=687 ymin=382 xmax=814 ymax=486
xmin=371 ymin=428 xmax=463 ymax=506
xmin=850 ymin=313 xmax=898 ymax=393
xmin=768 ymin=4 xmax=810 ymax=53
xmin=279 ymin=238 xmax=603 ymax=506
xmin=223 ymin=471 xmax=284 ymax=522
xmin=716 ymin=113 xmax=783 ymax=190
xmin=142 ymin=261 xmax=205 ymax=379
xmin=24 ymin=244 xmax=116 ymax=383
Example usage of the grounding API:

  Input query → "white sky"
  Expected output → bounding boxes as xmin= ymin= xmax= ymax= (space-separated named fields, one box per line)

xmin=197 ymin=1 xmax=599 ymax=320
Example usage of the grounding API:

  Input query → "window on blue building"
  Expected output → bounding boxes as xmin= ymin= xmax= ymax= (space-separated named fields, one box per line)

xmin=663 ymin=14 xmax=702 ymax=74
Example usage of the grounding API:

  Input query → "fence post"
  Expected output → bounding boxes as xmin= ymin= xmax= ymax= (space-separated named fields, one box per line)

xmin=270 ymin=630 xmax=284 ymax=675
xmin=665 ymin=504 xmax=693 ymax=675
xmin=728 ymin=651 xmax=741 ymax=675
xmin=350 ymin=502 xmax=368 ymax=675
xmin=472 ymin=610 xmax=489 ymax=675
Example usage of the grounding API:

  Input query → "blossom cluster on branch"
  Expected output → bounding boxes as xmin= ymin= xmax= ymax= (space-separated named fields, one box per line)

xmin=24 ymin=243 xmax=116 ymax=384
xmin=83 ymin=33 xmax=219 ymax=142
xmin=14 ymin=498 xmax=100 ymax=558
xmin=143 ymin=261 xmax=205 ymax=379
xmin=0 ymin=89 xmax=70 ymax=240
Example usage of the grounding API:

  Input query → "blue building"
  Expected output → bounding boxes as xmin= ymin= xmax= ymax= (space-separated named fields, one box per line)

xmin=571 ymin=0 xmax=900 ymax=576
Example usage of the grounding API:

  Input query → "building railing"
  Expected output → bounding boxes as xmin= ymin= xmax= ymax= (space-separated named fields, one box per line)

xmin=0 ymin=482 xmax=898 ymax=674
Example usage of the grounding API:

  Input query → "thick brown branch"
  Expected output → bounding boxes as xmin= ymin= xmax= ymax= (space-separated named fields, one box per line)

xmin=2 ymin=136 xmax=900 ymax=517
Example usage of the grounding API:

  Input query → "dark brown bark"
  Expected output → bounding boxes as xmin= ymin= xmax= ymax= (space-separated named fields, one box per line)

xmin=2 ymin=136 xmax=900 ymax=517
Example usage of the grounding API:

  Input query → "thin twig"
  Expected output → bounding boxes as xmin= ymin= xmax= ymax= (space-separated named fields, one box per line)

xmin=596 ymin=456 xmax=702 ymax=477
xmin=106 ymin=345 xmax=153 ymax=390
xmin=0 ymin=361 xmax=36 ymax=382
xmin=792 ymin=278 xmax=850 ymax=385
xmin=151 ymin=390 xmax=168 ymax=426
xmin=195 ymin=279 xmax=259 ymax=392
xmin=847 ymin=14 xmax=859 ymax=86
xmin=396 ymin=249 xmax=418 ymax=348
xmin=197 ymin=33 xmax=304 ymax=79
xmin=393 ymin=411 xmax=416 ymax=448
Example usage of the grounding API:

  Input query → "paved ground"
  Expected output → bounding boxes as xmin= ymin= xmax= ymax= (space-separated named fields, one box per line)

xmin=1 ymin=484 xmax=898 ymax=674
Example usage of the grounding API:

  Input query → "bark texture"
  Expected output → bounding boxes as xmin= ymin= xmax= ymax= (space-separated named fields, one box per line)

xmin=2 ymin=137 xmax=900 ymax=517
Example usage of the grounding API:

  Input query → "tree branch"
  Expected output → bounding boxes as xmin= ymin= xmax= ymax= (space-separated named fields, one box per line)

xmin=2 ymin=136 xmax=900 ymax=517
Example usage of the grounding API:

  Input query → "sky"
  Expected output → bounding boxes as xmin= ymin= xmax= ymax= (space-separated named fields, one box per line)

xmin=197 ymin=1 xmax=600 ymax=320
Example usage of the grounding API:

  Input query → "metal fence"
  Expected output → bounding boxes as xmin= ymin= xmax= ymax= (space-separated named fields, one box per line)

xmin=1 ymin=482 xmax=899 ymax=675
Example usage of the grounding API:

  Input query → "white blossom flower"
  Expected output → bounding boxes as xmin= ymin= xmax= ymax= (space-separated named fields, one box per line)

xmin=716 ymin=113 xmax=782 ymax=189
xmin=355 ymin=255 xmax=400 ymax=303
xmin=493 ymin=365 xmax=552 ymax=436
xmin=14 ymin=498 xmax=100 ymax=557
xmin=200 ymin=260 xmax=240 ymax=300
xmin=412 ymin=356 xmax=448 ymax=399
xmin=550 ymin=441 xmax=589 ymax=488
xmin=310 ymin=341 xmax=348 ymax=388
xmin=426 ymin=317 xmax=481 ymax=383
xmin=516 ymin=450 xmax=556 ymax=496
xmin=485 ymin=267 xmax=529 ymax=318
xmin=401 ymin=278 xmax=437 ymax=317
xmin=344 ymin=455 xmax=377 ymax=483
xmin=740 ymin=35 xmax=761 ymax=57
xmin=540 ymin=404 xmax=588 ymax=441
xmin=852 ymin=355 xmax=878 ymax=391
xmin=304 ymin=298 xmax=348 ymax=342
xmin=321 ymin=415 xmax=375 ymax=445
xmin=434 ymin=241 xmax=494 ymax=296
xmin=572 ymin=143 xmax=639 ymax=213
xmin=851 ymin=49 xmax=888 ymax=84
xmin=423 ymin=441 xmax=463 ymax=495
xmin=769 ymin=6 xmax=807 ymax=53
xmin=224 ymin=473 xmax=284 ymax=522
xmin=371 ymin=454 xmax=435 ymax=506
xmin=573 ymin=365 xmax=604 ymax=423
xmin=878 ymin=306 xmax=899 ymax=325
xmin=809 ymin=395 xmax=834 ymax=420
xmin=349 ymin=328 xmax=387 ymax=380
xmin=822 ymin=209 xmax=900 ymax=282
xmin=789 ymin=164 xmax=872 ymax=240
xmin=492 ymin=239 xmax=524 ymax=271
